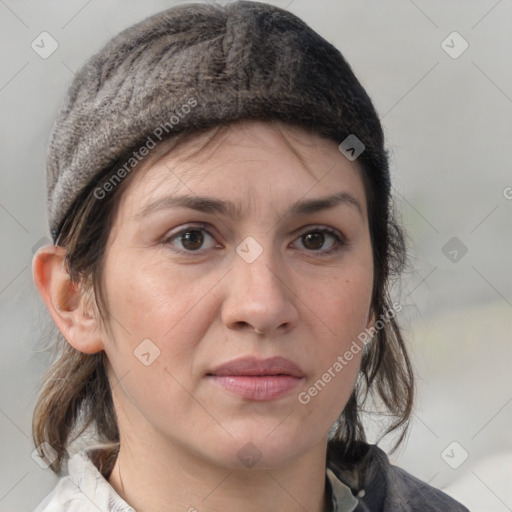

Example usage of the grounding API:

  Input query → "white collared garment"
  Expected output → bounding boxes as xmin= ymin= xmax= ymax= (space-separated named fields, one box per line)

xmin=34 ymin=450 xmax=358 ymax=512
xmin=34 ymin=451 xmax=134 ymax=512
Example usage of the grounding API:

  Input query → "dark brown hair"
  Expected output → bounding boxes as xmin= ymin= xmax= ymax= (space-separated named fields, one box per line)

xmin=33 ymin=1 xmax=413 ymax=476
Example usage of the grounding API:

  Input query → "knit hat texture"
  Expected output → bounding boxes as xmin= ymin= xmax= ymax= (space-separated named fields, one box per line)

xmin=46 ymin=0 xmax=386 ymax=242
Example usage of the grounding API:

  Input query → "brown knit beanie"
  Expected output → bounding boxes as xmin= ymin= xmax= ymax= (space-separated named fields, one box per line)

xmin=46 ymin=0 xmax=388 ymax=243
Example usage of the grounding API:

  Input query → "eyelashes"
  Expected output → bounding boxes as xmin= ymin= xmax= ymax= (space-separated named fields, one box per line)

xmin=162 ymin=223 xmax=347 ymax=257
xmin=165 ymin=224 xmax=220 ymax=252
xmin=290 ymin=226 xmax=346 ymax=255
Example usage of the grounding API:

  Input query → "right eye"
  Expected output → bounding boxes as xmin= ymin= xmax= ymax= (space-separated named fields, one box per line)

xmin=163 ymin=225 xmax=221 ymax=253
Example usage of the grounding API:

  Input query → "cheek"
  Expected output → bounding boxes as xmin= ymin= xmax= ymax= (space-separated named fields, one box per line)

xmin=98 ymin=254 xmax=225 ymax=406
xmin=292 ymin=259 xmax=372 ymax=412
xmin=304 ymin=264 xmax=373 ymax=345
xmin=100 ymin=256 xmax=219 ymax=430
xmin=103 ymin=254 xmax=217 ymax=342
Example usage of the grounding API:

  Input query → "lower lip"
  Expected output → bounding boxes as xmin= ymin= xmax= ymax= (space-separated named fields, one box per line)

xmin=209 ymin=375 xmax=302 ymax=401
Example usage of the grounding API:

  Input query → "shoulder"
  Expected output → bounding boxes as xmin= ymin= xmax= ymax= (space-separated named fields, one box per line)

xmin=327 ymin=440 xmax=470 ymax=512
xmin=33 ymin=451 xmax=134 ymax=512
xmin=376 ymin=464 xmax=470 ymax=511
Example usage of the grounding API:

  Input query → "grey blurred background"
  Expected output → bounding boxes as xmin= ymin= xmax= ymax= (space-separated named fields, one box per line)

xmin=1 ymin=1 xmax=511 ymax=511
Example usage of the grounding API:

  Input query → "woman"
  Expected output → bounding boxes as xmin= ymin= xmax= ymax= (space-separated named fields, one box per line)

xmin=32 ymin=2 xmax=469 ymax=510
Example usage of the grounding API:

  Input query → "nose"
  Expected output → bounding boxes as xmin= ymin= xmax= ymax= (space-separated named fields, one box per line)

xmin=221 ymin=246 xmax=299 ymax=336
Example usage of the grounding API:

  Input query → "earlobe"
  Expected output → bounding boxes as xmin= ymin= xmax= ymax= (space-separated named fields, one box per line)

xmin=32 ymin=244 xmax=105 ymax=354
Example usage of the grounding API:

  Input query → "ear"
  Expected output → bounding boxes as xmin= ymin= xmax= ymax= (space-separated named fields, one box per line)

xmin=32 ymin=244 xmax=105 ymax=354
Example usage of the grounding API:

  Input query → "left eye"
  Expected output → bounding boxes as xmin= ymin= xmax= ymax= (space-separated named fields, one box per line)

xmin=166 ymin=227 xmax=218 ymax=252
xmin=292 ymin=229 xmax=342 ymax=252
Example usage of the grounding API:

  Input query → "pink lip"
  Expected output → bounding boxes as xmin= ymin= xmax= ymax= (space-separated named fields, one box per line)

xmin=207 ymin=356 xmax=304 ymax=401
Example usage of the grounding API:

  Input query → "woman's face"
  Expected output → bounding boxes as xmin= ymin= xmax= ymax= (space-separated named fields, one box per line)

xmin=100 ymin=120 xmax=374 ymax=469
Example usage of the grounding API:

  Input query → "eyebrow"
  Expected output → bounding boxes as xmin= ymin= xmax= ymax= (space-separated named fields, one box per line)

xmin=134 ymin=192 xmax=363 ymax=221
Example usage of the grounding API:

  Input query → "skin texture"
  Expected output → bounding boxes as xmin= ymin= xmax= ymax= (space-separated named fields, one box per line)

xmin=33 ymin=121 xmax=375 ymax=512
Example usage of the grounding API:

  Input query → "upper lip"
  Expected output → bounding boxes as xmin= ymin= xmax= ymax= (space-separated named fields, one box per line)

xmin=208 ymin=356 xmax=305 ymax=377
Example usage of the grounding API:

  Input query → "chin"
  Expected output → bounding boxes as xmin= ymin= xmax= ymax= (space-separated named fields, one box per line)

xmin=203 ymin=425 xmax=318 ymax=471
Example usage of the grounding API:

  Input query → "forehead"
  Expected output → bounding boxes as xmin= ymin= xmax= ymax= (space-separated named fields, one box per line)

xmin=116 ymin=121 xmax=368 ymax=223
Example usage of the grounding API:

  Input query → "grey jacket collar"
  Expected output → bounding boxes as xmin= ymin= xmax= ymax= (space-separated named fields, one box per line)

xmin=326 ymin=440 xmax=470 ymax=511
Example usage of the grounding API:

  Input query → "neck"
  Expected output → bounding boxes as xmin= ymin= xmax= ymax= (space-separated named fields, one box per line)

xmin=107 ymin=431 xmax=329 ymax=512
